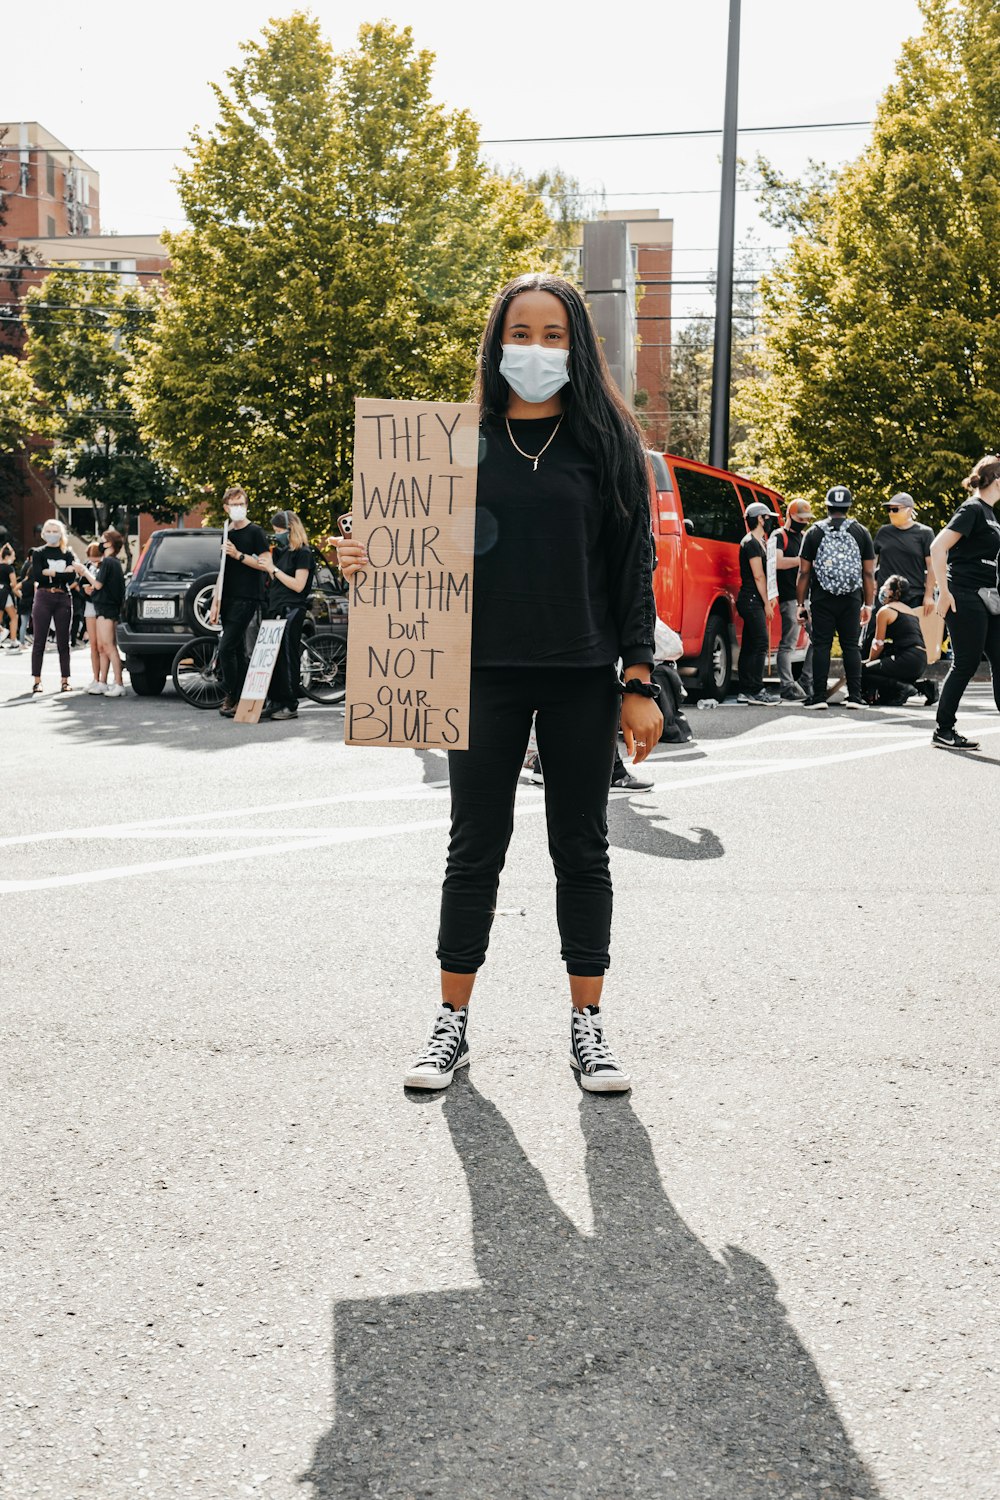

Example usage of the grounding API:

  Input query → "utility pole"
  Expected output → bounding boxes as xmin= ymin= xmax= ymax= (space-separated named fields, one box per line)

xmin=709 ymin=0 xmax=741 ymax=471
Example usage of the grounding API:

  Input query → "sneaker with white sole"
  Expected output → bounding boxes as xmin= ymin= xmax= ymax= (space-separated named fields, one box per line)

xmin=842 ymin=697 xmax=866 ymax=711
xmin=933 ymin=726 xmax=980 ymax=752
xmin=86 ymin=680 xmax=107 ymax=694
xmin=610 ymin=769 xmax=653 ymax=793
xmin=105 ymin=683 xmax=127 ymax=698
xmin=403 ymin=1004 xmax=470 ymax=1090
xmin=570 ymin=1005 xmax=631 ymax=1093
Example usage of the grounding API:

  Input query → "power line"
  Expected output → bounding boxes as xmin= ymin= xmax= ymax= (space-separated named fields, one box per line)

xmin=0 ymin=117 xmax=872 ymax=155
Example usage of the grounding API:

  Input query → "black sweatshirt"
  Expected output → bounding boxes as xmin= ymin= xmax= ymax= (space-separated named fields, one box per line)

xmin=471 ymin=415 xmax=655 ymax=669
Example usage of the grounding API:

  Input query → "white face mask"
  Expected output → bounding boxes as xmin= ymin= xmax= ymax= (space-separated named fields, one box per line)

xmin=499 ymin=344 xmax=570 ymax=405
xmin=227 ymin=505 xmax=247 ymax=523
xmin=42 ymin=532 xmax=61 ymax=546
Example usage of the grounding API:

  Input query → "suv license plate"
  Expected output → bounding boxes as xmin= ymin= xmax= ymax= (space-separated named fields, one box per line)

xmin=142 ymin=600 xmax=175 ymax=619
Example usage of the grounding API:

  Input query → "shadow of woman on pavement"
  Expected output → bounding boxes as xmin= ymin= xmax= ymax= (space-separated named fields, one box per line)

xmin=302 ymin=1079 xmax=880 ymax=1499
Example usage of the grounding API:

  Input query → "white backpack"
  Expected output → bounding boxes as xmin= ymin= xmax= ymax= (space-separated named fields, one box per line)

xmin=812 ymin=519 xmax=863 ymax=595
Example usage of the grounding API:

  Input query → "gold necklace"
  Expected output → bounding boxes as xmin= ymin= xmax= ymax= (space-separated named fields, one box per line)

xmin=504 ymin=412 xmax=564 ymax=472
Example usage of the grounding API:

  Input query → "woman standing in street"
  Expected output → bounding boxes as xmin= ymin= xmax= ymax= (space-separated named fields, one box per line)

xmin=30 ymin=518 xmax=77 ymax=694
xmin=930 ymin=455 xmax=1000 ymax=751
xmin=336 ymin=272 xmax=661 ymax=1093
xmin=75 ymin=529 xmax=128 ymax=697
xmin=81 ymin=541 xmax=104 ymax=691
xmin=260 ymin=510 xmax=314 ymax=721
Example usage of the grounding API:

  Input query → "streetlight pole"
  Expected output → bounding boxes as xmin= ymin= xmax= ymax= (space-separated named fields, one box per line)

xmin=709 ymin=0 xmax=741 ymax=471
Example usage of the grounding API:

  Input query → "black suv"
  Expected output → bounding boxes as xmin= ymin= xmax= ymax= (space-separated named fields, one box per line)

xmin=117 ymin=527 xmax=348 ymax=696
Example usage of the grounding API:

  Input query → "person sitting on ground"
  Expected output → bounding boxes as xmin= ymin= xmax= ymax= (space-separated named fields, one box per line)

xmin=736 ymin=503 xmax=780 ymax=705
xmin=861 ymin=574 xmax=933 ymax=707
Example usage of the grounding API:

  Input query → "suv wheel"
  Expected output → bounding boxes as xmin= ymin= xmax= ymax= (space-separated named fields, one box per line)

xmin=697 ymin=614 xmax=732 ymax=701
xmin=127 ymin=659 xmax=167 ymax=696
xmin=184 ymin=573 xmax=223 ymax=637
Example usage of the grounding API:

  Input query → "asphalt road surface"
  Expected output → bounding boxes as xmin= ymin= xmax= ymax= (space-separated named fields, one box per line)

xmin=2 ymin=642 xmax=998 ymax=1500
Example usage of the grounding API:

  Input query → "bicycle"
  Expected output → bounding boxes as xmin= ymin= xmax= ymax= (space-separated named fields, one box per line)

xmin=171 ymin=629 xmax=347 ymax=710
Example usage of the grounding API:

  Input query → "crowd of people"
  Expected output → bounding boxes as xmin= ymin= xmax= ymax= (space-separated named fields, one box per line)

xmin=732 ymin=458 xmax=1000 ymax=751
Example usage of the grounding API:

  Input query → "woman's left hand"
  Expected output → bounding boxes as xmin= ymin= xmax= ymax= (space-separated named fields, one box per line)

xmin=621 ymin=694 xmax=663 ymax=767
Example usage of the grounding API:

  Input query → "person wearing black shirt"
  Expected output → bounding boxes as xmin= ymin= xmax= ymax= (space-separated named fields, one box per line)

xmin=773 ymin=499 xmax=814 ymax=701
xmin=30 ymin=518 xmax=78 ymax=693
xmin=74 ymin=528 xmax=128 ymax=697
xmin=929 ymin=455 xmax=1000 ymax=751
xmin=796 ymin=487 xmax=876 ymax=709
xmin=0 ymin=542 xmax=20 ymax=651
xmin=861 ymin=574 xmax=929 ymax=705
xmin=736 ymin=504 xmax=780 ymax=704
xmin=335 ymin=273 xmax=661 ymax=1094
xmin=260 ymin=509 xmax=314 ymax=721
xmin=873 ymin=494 xmax=936 ymax=609
xmin=209 ymin=486 xmax=271 ymax=715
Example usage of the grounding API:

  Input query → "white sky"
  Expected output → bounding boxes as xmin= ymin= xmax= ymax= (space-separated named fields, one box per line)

xmin=10 ymin=0 xmax=925 ymax=317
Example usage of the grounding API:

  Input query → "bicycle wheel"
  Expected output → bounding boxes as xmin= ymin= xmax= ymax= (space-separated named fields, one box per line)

xmin=172 ymin=636 xmax=227 ymax=709
xmin=300 ymin=633 xmax=347 ymax=705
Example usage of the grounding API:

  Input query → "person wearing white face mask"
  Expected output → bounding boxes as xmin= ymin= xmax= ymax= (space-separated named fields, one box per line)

xmin=336 ymin=272 xmax=662 ymax=1095
xmin=29 ymin=518 xmax=77 ymax=694
xmin=209 ymin=485 xmax=271 ymax=716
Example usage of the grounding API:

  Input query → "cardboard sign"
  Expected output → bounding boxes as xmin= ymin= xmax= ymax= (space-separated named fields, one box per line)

xmin=920 ymin=609 xmax=945 ymax=665
xmin=344 ymin=397 xmax=479 ymax=750
xmin=235 ymin=617 xmax=287 ymax=724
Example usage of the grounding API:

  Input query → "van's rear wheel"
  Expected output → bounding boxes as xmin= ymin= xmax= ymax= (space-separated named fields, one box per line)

xmin=692 ymin=615 xmax=731 ymax=701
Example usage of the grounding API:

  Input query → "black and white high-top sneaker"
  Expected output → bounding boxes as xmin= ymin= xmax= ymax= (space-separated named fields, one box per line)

xmin=403 ymin=1004 xmax=470 ymax=1090
xmin=570 ymin=1005 xmax=631 ymax=1093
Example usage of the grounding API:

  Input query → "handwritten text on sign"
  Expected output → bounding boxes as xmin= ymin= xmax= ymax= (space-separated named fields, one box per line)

xmin=345 ymin=398 xmax=479 ymax=750
xmin=241 ymin=618 xmax=287 ymax=701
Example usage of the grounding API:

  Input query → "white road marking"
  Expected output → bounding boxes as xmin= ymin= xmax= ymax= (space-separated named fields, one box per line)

xmin=3 ymin=709 xmax=998 ymax=893
xmin=0 ymin=803 xmax=541 ymax=892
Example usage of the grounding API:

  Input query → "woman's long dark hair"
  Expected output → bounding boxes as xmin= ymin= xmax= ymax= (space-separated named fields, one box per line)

xmin=474 ymin=273 xmax=648 ymax=524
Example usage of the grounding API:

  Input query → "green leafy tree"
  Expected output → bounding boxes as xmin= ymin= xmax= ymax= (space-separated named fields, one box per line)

xmin=0 ymin=352 xmax=35 ymax=452
xmin=736 ymin=0 xmax=1000 ymax=528
xmin=664 ymin=247 xmax=764 ymax=461
xmin=135 ymin=14 xmax=555 ymax=534
xmin=24 ymin=269 xmax=183 ymax=542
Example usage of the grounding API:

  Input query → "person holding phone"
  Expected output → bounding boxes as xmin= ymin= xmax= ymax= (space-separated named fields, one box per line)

xmin=335 ymin=272 xmax=661 ymax=1094
xmin=209 ymin=486 xmax=271 ymax=716
xmin=30 ymin=518 xmax=77 ymax=694
xmin=929 ymin=454 xmax=1000 ymax=751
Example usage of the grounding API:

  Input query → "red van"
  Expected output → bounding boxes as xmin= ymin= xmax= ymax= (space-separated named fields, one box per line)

xmin=648 ymin=450 xmax=806 ymax=700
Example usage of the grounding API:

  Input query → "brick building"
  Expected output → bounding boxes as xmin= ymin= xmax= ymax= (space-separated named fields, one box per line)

xmin=595 ymin=210 xmax=674 ymax=451
xmin=0 ymin=123 xmax=195 ymax=556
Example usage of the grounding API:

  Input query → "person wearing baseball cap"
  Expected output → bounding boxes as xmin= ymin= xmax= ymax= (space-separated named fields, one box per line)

xmin=773 ymin=499 xmax=814 ymax=701
xmin=795 ymin=486 xmax=876 ymax=708
xmin=735 ymin=502 xmax=781 ymax=705
xmin=872 ymin=494 xmax=936 ymax=614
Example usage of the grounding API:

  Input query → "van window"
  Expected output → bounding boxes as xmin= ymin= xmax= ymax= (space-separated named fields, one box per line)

xmin=754 ymin=490 xmax=779 ymax=514
xmin=674 ymin=468 xmax=745 ymax=543
xmin=647 ymin=451 xmax=673 ymax=492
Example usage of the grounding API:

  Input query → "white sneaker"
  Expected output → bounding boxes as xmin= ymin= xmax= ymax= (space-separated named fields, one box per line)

xmin=403 ymin=1004 xmax=470 ymax=1090
xmin=105 ymin=683 xmax=127 ymax=698
xmin=570 ymin=1006 xmax=631 ymax=1093
xmin=86 ymin=680 xmax=107 ymax=695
